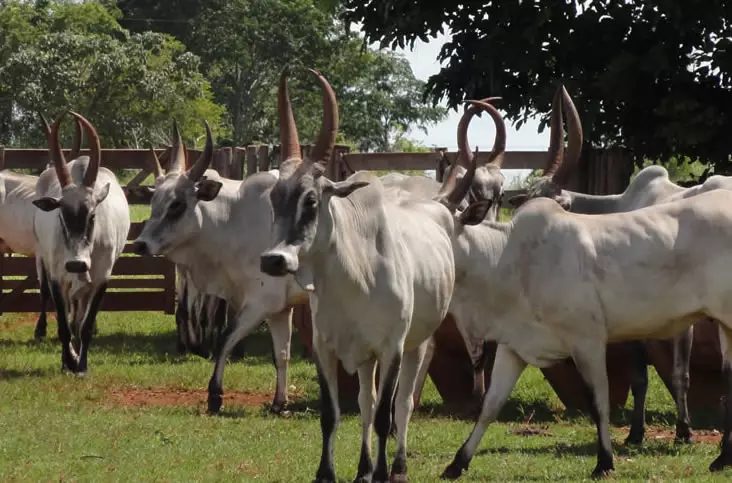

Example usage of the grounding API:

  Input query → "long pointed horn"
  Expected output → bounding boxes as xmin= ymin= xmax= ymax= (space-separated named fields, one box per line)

xmin=69 ymin=116 xmax=83 ymax=160
xmin=278 ymin=71 xmax=301 ymax=163
xmin=148 ymin=146 xmax=164 ymax=178
xmin=39 ymin=113 xmax=51 ymax=140
xmin=68 ymin=112 xmax=101 ymax=188
xmin=481 ymin=99 xmax=507 ymax=168
xmin=552 ymin=86 xmax=583 ymax=186
xmin=168 ymin=121 xmax=186 ymax=173
xmin=455 ymin=97 xmax=501 ymax=168
xmin=542 ymin=86 xmax=565 ymax=180
xmin=186 ymin=121 xmax=214 ymax=182
xmin=48 ymin=115 xmax=71 ymax=188
xmin=307 ymin=68 xmax=338 ymax=169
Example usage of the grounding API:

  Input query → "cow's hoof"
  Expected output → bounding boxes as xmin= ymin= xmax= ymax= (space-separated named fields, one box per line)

xmin=34 ymin=329 xmax=46 ymax=341
xmin=624 ymin=431 xmax=644 ymax=446
xmin=314 ymin=470 xmax=336 ymax=483
xmin=590 ymin=465 xmax=614 ymax=479
xmin=207 ymin=394 xmax=223 ymax=414
xmin=675 ymin=427 xmax=693 ymax=444
xmin=389 ymin=471 xmax=407 ymax=482
xmin=709 ymin=451 xmax=732 ymax=472
xmin=441 ymin=462 xmax=465 ymax=480
xmin=353 ymin=477 xmax=371 ymax=483
xmin=270 ymin=400 xmax=288 ymax=415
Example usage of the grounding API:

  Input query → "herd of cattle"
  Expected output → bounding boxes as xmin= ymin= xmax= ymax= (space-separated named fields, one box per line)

xmin=2 ymin=67 xmax=732 ymax=481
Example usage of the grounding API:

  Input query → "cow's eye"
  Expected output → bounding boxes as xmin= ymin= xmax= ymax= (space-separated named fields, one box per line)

xmin=304 ymin=193 xmax=317 ymax=208
xmin=167 ymin=200 xmax=186 ymax=219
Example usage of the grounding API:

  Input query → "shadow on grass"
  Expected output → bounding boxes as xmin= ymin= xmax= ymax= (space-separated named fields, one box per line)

xmin=0 ymin=367 xmax=58 ymax=380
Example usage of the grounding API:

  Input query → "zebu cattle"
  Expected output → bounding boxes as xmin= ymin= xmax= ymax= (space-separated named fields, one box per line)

xmin=439 ymin=102 xmax=732 ymax=479
xmin=33 ymin=113 xmax=129 ymax=374
xmin=133 ymin=123 xmax=302 ymax=414
xmin=513 ymin=85 xmax=732 ymax=444
xmin=0 ymin=117 xmax=83 ymax=340
xmin=260 ymin=69 xmax=477 ymax=483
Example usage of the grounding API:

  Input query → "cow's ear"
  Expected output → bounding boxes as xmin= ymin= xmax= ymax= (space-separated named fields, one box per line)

xmin=459 ymin=200 xmax=492 ymax=226
xmin=33 ymin=197 xmax=61 ymax=212
xmin=95 ymin=183 xmax=111 ymax=204
xmin=508 ymin=193 xmax=529 ymax=208
xmin=195 ymin=179 xmax=223 ymax=201
xmin=323 ymin=179 xmax=370 ymax=198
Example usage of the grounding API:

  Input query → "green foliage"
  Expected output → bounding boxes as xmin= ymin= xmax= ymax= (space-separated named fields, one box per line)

xmin=343 ymin=1 xmax=732 ymax=170
xmin=635 ymin=157 xmax=708 ymax=184
xmin=118 ymin=0 xmax=445 ymax=150
xmin=0 ymin=1 xmax=224 ymax=148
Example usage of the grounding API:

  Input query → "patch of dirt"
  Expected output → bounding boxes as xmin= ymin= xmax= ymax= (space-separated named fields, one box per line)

xmin=638 ymin=426 xmax=720 ymax=444
xmin=106 ymin=386 xmax=272 ymax=409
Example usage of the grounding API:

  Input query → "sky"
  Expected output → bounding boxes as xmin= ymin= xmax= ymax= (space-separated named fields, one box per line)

xmin=393 ymin=33 xmax=547 ymax=182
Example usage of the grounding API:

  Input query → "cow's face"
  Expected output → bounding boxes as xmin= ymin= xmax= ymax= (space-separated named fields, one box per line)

xmin=510 ymin=176 xmax=571 ymax=210
xmin=261 ymin=164 xmax=368 ymax=278
xmin=33 ymin=183 xmax=110 ymax=274
xmin=133 ymin=171 xmax=222 ymax=257
xmin=468 ymin=164 xmax=505 ymax=221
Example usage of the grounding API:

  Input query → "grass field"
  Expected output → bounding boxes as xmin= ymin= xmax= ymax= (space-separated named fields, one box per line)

xmin=1 ymin=311 xmax=731 ymax=482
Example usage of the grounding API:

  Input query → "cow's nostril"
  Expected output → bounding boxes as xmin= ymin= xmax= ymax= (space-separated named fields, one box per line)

xmin=131 ymin=241 xmax=149 ymax=256
xmin=260 ymin=254 xmax=286 ymax=276
xmin=65 ymin=260 xmax=89 ymax=273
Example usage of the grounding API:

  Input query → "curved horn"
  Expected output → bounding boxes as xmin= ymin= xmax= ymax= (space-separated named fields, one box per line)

xmin=542 ymin=86 xmax=565 ymax=180
xmin=481 ymin=99 xmax=507 ymax=168
xmin=48 ymin=114 xmax=72 ymax=188
xmin=38 ymin=113 xmax=51 ymax=140
xmin=68 ymin=112 xmax=101 ymax=188
xmin=148 ymin=146 xmax=164 ymax=178
xmin=552 ymin=86 xmax=583 ymax=186
xmin=186 ymin=121 xmax=214 ymax=182
xmin=455 ymin=97 xmax=503 ymax=168
xmin=168 ymin=121 xmax=186 ymax=173
xmin=307 ymin=68 xmax=339 ymax=169
xmin=278 ymin=71 xmax=301 ymax=163
xmin=69 ymin=116 xmax=83 ymax=161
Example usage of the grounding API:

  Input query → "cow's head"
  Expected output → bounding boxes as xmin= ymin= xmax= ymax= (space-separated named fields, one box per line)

xmin=132 ymin=122 xmax=220 ymax=257
xmin=509 ymin=85 xmax=583 ymax=210
xmin=33 ymin=112 xmax=110 ymax=274
xmin=261 ymin=70 xmax=369 ymax=278
xmin=437 ymin=97 xmax=506 ymax=220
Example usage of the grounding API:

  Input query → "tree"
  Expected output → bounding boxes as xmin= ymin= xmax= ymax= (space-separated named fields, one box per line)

xmin=0 ymin=1 xmax=224 ymax=148
xmin=343 ymin=0 xmax=732 ymax=172
xmin=117 ymin=0 xmax=445 ymax=150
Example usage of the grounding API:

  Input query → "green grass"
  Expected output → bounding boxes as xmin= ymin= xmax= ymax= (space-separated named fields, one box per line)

xmin=1 ymin=312 xmax=730 ymax=481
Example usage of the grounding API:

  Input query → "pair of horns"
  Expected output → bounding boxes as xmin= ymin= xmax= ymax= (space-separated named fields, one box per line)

xmin=149 ymin=121 xmax=214 ymax=181
xmin=278 ymin=68 xmax=338 ymax=171
xmin=543 ymin=85 xmax=583 ymax=186
xmin=437 ymin=100 xmax=495 ymax=209
xmin=45 ymin=112 xmax=100 ymax=188
xmin=39 ymin=113 xmax=84 ymax=163
xmin=457 ymin=97 xmax=506 ymax=169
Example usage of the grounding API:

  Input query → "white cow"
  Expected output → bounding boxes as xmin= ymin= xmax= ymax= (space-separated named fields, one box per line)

xmin=513 ymin=85 xmax=732 ymax=445
xmin=439 ymin=101 xmax=732 ymax=479
xmin=133 ymin=122 xmax=303 ymax=414
xmin=33 ymin=112 xmax=129 ymax=374
xmin=260 ymin=69 xmax=478 ymax=483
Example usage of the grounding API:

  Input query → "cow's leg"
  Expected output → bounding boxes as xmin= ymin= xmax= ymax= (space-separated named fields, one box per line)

xmin=710 ymin=324 xmax=732 ymax=471
xmin=34 ymin=261 xmax=50 ymax=341
xmin=391 ymin=340 xmax=429 ymax=482
xmin=471 ymin=341 xmax=493 ymax=401
xmin=625 ymin=341 xmax=648 ymax=445
xmin=267 ymin=308 xmax=292 ymax=414
xmin=174 ymin=283 xmax=189 ymax=354
xmin=442 ymin=344 xmax=526 ymax=480
xmin=75 ymin=283 xmax=107 ymax=375
xmin=207 ymin=304 xmax=269 ymax=414
xmin=672 ymin=326 xmax=694 ymax=443
xmin=373 ymin=350 xmax=401 ymax=483
xmin=411 ymin=335 xmax=435 ymax=407
xmin=314 ymin=342 xmax=340 ymax=483
xmin=355 ymin=358 xmax=377 ymax=483
xmin=572 ymin=344 xmax=615 ymax=478
xmin=49 ymin=280 xmax=75 ymax=372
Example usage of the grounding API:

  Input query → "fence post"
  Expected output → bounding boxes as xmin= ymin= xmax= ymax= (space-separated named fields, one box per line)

xmin=232 ymin=147 xmax=245 ymax=180
xmin=213 ymin=147 xmax=232 ymax=178
xmin=246 ymin=145 xmax=258 ymax=176
xmin=579 ymin=147 xmax=634 ymax=195
xmin=0 ymin=145 xmax=4 ymax=170
xmin=257 ymin=145 xmax=270 ymax=172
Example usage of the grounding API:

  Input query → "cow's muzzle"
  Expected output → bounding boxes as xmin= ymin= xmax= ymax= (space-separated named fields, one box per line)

xmin=65 ymin=260 xmax=89 ymax=273
xmin=260 ymin=253 xmax=295 ymax=277
xmin=131 ymin=240 xmax=150 ymax=256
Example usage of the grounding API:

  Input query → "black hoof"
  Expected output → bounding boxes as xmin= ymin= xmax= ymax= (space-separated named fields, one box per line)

xmin=674 ymin=427 xmax=693 ymax=444
xmin=34 ymin=328 xmax=46 ymax=341
xmin=591 ymin=465 xmax=614 ymax=479
xmin=353 ymin=477 xmax=372 ymax=483
xmin=441 ymin=462 xmax=465 ymax=480
xmin=373 ymin=467 xmax=389 ymax=483
xmin=709 ymin=452 xmax=732 ymax=472
xmin=389 ymin=471 xmax=407 ymax=482
xmin=270 ymin=400 xmax=288 ymax=415
xmin=624 ymin=431 xmax=644 ymax=446
xmin=208 ymin=394 xmax=223 ymax=414
xmin=314 ymin=469 xmax=336 ymax=483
